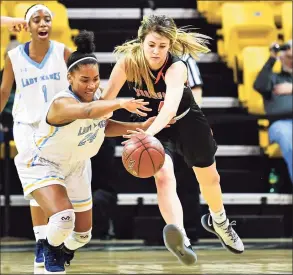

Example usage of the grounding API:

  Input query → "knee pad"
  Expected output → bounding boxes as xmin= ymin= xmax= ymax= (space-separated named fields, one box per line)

xmin=47 ymin=209 xmax=75 ymax=247
xmin=30 ymin=199 xmax=40 ymax=207
xmin=64 ymin=229 xmax=92 ymax=251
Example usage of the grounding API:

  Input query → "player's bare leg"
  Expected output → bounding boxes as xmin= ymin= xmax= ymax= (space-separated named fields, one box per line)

xmin=154 ymin=154 xmax=197 ymax=265
xmin=193 ymin=163 xmax=244 ymax=254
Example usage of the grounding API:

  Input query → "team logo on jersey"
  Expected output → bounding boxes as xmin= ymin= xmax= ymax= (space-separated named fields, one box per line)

xmin=77 ymin=120 xmax=107 ymax=147
xmin=133 ymin=87 xmax=166 ymax=99
xmin=21 ymin=72 xmax=61 ymax=88
xmin=78 ymin=120 xmax=106 ymax=136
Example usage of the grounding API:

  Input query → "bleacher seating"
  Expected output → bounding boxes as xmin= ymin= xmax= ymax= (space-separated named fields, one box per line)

xmin=0 ymin=141 xmax=18 ymax=160
xmin=238 ymin=46 xmax=282 ymax=157
xmin=201 ymin=1 xmax=289 ymax=158
xmin=217 ymin=2 xmax=278 ymax=82
xmin=258 ymin=119 xmax=282 ymax=158
xmin=281 ymin=2 xmax=293 ymax=42
xmin=3 ymin=1 xmax=52 ymax=17
xmin=0 ymin=3 xmax=11 ymax=69
xmin=198 ymin=1 xmax=286 ymax=26
xmin=238 ymin=46 xmax=281 ymax=112
xmin=199 ymin=1 xmax=223 ymax=25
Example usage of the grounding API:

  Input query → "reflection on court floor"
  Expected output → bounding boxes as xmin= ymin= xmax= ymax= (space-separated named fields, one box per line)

xmin=1 ymin=240 xmax=292 ymax=274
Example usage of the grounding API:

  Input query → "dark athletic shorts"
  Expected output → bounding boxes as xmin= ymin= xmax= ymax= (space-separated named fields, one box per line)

xmin=130 ymin=104 xmax=217 ymax=168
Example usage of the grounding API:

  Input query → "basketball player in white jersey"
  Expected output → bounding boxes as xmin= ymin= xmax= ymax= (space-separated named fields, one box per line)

xmin=0 ymin=4 xmax=71 ymax=267
xmin=14 ymin=30 xmax=151 ymax=274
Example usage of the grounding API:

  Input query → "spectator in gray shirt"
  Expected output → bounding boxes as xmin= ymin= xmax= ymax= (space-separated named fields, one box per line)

xmin=254 ymin=40 xmax=292 ymax=184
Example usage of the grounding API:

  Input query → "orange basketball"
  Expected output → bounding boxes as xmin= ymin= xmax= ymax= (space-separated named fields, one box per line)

xmin=122 ymin=134 xmax=165 ymax=178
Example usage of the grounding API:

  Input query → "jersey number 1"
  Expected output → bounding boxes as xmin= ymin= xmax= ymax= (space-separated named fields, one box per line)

xmin=42 ymin=85 xmax=48 ymax=102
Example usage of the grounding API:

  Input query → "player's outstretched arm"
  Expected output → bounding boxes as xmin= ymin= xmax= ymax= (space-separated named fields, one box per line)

xmin=101 ymin=59 xmax=127 ymax=100
xmin=46 ymin=97 xmax=150 ymax=125
xmin=0 ymin=56 xmax=15 ymax=113
xmin=64 ymin=47 xmax=72 ymax=63
xmin=102 ymin=59 xmax=152 ymax=117
xmin=105 ymin=116 xmax=156 ymax=137
xmin=145 ymin=62 xmax=187 ymax=136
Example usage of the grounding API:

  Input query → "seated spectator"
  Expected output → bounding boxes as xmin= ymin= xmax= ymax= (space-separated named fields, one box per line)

xmin=253 ymin=40 xmax=293 ymax=184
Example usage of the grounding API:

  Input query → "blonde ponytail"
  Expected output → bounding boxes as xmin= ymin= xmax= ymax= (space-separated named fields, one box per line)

xmin=171 ymin=27 xmax=210 ymax=60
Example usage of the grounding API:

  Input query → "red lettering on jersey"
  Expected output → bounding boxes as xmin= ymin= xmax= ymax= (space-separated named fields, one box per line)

xmin=134 ymin=87 xmax=166 ymax=99
xmin=135 ymin=88 xmax=142 ymax=97
xmin=156 ymin=92 xmax=162 ymax=99
xmin=143 ymin=90 xmax=151 ymax=98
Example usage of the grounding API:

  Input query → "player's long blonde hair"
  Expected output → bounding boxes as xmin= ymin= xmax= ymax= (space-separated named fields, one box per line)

xmin=114 ymin=14 xmax=210 ymax=96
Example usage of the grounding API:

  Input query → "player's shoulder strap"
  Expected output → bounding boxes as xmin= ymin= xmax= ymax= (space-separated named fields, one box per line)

xmin=50 ymin=40 xmax=65 ymax=50
xmin=50 ymin=40 xmax=66 ymax=59
xmin=7 ymin=44 xmax=23 ymax=60
xmin=162 ymin=53 xmax=187 ymax=75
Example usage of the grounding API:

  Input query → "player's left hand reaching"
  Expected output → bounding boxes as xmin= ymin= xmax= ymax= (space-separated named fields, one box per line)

xmin=119 ymin=98 xmax=152 ymax=116
xmin=122 ymin=128 xmax=148 ymax=143
xmin=122 ymin=117 xmax=176 ymax=143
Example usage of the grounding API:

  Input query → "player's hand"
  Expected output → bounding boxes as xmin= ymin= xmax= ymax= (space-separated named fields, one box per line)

xmin=168 ymin=118 xmax=176 ymax=125
xmin=7 ymin=18 xmax=28 ymax=32
xmin=122 ymin=128 xmax=149 ymax=144
xmin=273 ymin=83 xmax=292 ymax=95
xmin=142 ymin=116 xmax=156 ymax=129
xmin=119 ymin=98 xmax=152 ymax=116
xmin=142 ymin=116 xmax=176 ymax=131
xmin=269 ymin=42 xmax=279 ymax=59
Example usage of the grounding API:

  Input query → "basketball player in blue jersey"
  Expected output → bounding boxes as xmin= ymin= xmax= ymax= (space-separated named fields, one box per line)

xmin=102 ymin=15 xmax=244 ymax=265
xmin=0 ymin=4 xmax=72 ymax=267
xmin=14 ymin=30 xmax=152 ymax=274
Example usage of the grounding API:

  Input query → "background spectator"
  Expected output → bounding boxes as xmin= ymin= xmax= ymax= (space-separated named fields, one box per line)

xmin=254 ymin=40 xmax=293 ymax=184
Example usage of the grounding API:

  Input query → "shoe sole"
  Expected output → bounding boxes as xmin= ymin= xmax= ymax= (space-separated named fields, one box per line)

xmin=34 ymin=257 xmax=44 ymax=267
xmin=34 ymin=261 xmax=44 ymax=267
xmin=44 ymin=269 xmax=66 ymax=274
xmin=163 ymin=224 xmax=197 ymax=266
xmin=201 ymin=215 xmax=244 ymax=254
xmin=44 ymin=260 xmax=66 ymax=274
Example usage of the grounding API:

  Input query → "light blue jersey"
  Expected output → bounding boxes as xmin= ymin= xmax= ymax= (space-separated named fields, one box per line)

xmin=8 ymin=41 xmax=68 ymax=124
xmin=31 ymin=88 xmax=106 ymax=166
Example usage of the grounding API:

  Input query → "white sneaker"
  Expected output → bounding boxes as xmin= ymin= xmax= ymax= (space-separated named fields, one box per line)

xmin=163 ymin=224 xmax=197 ymax=265
xmin=201 ymin=214 xmax=244 ymax=254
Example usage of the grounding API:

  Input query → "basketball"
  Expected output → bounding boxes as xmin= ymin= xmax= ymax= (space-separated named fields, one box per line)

xmin=122 ymin=134 xmax=165 ymax=178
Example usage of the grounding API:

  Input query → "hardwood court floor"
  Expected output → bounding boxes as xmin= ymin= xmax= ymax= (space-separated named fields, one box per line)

xmin=1 ymin=249 xmax=292 ymax=274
